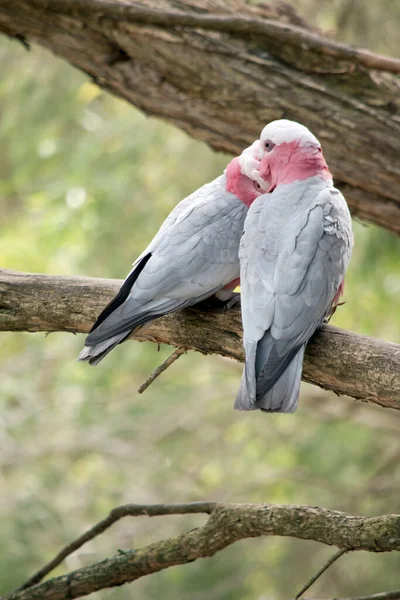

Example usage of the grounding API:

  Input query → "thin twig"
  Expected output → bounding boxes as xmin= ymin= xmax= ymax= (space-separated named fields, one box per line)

xmin=16 ymin=501 xmax=216 ymax=592
xmin=137 ymin=346 xmax=186 ymax=394
xmin=33 ymin=0 xmax=400 ymax=74
xmin=295 ymin=548 xmax=349 ymax=599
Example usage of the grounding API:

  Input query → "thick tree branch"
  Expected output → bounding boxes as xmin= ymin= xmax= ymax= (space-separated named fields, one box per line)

xmin=1 ymin=269 xmax=399 ymax=410
xmin=4 ymin=502 xmax=400 ymax=600
xmin=23 ymin=0 xmax=400 ymax=73
xmin=0 ymin=0 xmax=399 ymax=233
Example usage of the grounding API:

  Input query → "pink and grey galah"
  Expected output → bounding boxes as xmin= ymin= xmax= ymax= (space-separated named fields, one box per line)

xmin=78 ymin=143 xmax=267 ymax=365
xmin=226 ymin=119 xmax=353 ymax=413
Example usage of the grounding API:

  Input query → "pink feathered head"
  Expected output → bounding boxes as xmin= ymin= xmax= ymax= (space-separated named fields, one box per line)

xmin=225 ymin=141 xmax=268 ymax=206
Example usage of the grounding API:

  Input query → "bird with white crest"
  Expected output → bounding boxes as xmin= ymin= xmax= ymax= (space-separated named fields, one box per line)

xmin=226 ymin=119 xmax=353 ymax=413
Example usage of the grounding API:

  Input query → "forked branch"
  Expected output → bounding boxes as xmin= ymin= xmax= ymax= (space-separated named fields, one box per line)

xmin=5 ymin=502 xmax=400 ymax=600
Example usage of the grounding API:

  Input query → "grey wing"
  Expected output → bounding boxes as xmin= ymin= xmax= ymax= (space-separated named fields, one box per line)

xmin=85 ymin=188 xmax=247 ymax=345
xmin=132 ymin=175 xmax=227 ymax=267
xmin=239 ymin=184 xmax=352 ymax=410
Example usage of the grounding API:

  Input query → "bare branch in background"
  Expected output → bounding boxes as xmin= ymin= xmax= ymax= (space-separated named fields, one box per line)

xmin=309 ymin=591 xmax=400 ymax=600
xmin=5 ymin=502 xmax=400 ymax=600
xmin=16 ymin=502 xmax=216 ymax=592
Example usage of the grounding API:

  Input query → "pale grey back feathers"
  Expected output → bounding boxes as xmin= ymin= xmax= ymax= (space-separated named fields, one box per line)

xmin=79 ymin=175 xmax=248 ymax=363
xmin=236 ymin=176 xmax=353 ymax=412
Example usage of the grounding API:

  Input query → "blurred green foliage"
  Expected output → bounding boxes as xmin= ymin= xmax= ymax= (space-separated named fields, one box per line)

xmin=1 ymin=2 xmax=400 ymax=598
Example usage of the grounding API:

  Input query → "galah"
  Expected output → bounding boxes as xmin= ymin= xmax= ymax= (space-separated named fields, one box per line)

xmin=78 ymin=142 xmax=267 ymax=365
xmin=228 ymin=119 xmax=353 ymax=413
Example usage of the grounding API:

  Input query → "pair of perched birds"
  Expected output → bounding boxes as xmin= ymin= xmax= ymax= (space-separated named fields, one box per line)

xmin=79 ymin=119 xmax=353 ymax=413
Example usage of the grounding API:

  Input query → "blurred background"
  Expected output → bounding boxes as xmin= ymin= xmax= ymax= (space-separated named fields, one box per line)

xmin=1 ymin=1 xmax=400 ymax=598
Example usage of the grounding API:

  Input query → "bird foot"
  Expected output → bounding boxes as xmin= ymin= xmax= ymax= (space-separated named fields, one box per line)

xmin=221 ymin=292 xmax=241 ymax=311
xmin=192 ymin=292 xmax=241 ymax=312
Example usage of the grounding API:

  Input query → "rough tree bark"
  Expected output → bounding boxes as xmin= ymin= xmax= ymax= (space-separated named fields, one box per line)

xmin=0 ymin=0 xmax=399 ymax=233
xmin=4 ymin=502 xmax=400 ymax=600
xmin=1 ymin=269 xmax=400 ymax=409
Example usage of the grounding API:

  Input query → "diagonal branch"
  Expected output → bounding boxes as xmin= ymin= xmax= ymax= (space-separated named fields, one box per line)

xmin=16 ymin=502 xmax=216 ymax=592
xmin=137 ymin=346 xmax=186 ymax=393
xmin=5 ymin=502 xmax=400 ymax=600
xmin=26 ymin=0 xmax=400 ymax=73
xmin=0 ymin=269 xmax=400 ymax=410
xmin=295 ymin=548 xmax=349 ymax=599
xmin=0 ymin=0 xmax=399 ymax=233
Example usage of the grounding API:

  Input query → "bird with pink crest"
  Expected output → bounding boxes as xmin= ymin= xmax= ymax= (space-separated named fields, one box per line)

xmin=226 ymin=119 xmax=353 ymax=413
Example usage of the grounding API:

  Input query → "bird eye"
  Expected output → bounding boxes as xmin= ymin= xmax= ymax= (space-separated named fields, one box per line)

xmin=254 ymin=181 xmax=262 ymax=191
xmin=264 ymin=139 xmax=274 ymax=152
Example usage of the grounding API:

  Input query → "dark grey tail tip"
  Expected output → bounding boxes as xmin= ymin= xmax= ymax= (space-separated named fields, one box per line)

xmin=76 ymin=356 xmax=97 ymax=365
xmin=258 ymin=404 xmax=298 ymax=414
xmin=76 ymin=356 xmax=101 ymax=366
xmin=233 ymin=398 xmax=260 ymax=411
xmin=77 ymin=346 xmax=101 ymax=365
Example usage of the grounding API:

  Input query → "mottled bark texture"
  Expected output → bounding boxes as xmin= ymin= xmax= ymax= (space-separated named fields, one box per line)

xmin=1 ymin=269 xmax=399 ymax=409
xmin=5 ymin=502 xmax=400 ymax=600
xmin=0 ymin=0 xmax=399 ymax=233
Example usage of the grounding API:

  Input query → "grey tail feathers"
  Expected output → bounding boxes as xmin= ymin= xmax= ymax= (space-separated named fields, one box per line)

xmin=77 ymin=253 xmax=152 ymax=366
xmin=89 ymin=253 xmax=152 ymax=334
xmin=78 ymin=332 xmax=129 ymax=366
xmin=234 ymin=344 xmax=305 ymax=413
xmin=256 ymin=345 xmax=305 ymax=413
xmin=234 ymin=370 xmax=259 ymax=411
